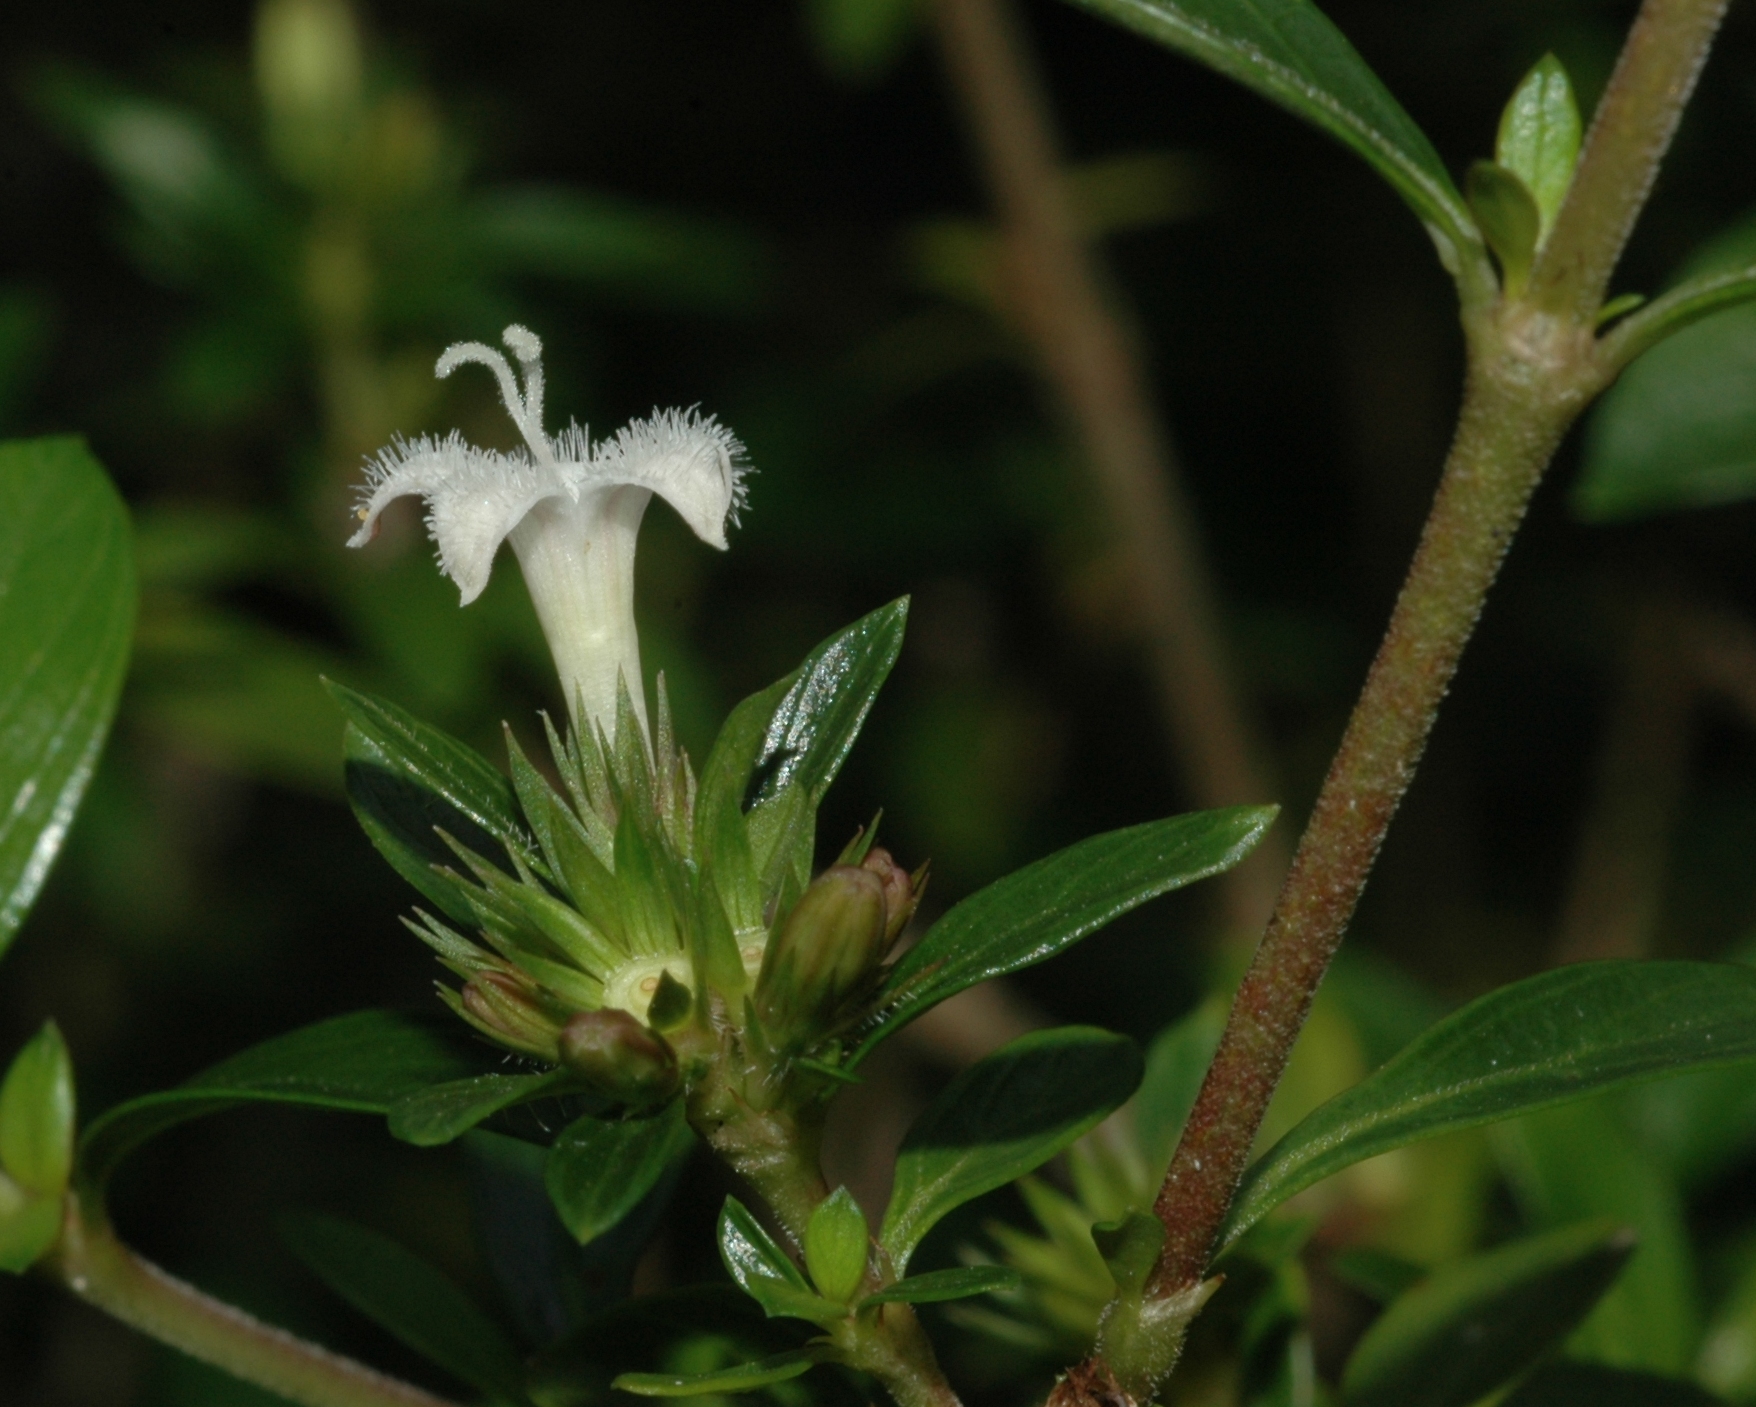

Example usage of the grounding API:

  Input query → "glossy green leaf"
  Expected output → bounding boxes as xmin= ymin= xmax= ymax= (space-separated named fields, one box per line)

xmin=1063 ymin=0 xmax=1480 ymax=269
xmin=1501 ymin=1362 xmax=1725 ymax=1406
xmin=545 ymin=1102 xmax=694 ymax=1246
xmin=1577 ymin=214 xmax=1756 ymax=520
xmin=749 ymin=596 xmax=909 ymax=811
xmin=857 ymin=806 xmax=1275 ymax=1063
xmin=329 ymin=680 xmax=540 ymax=922
xmin=388 ymin=1070 xmax=568 ymax=1148
xmin=0 ymin=436 xmax=135 ymax=959
xmin=78 ymin=1010 xmax=499 ymax=1194
xmin=718 ymin=1196 xmax=845 ymax=1325
xmin=860 ymin=1265 xmax=1022 ymax=1307
xmin=1340 ymin=1220 xmax=1634 ymax=1407
xmin=1495 ymin=54 xmax=1581 ymax=237
xmin=1497 ymin=1100 xmax=1699 ymax=1375
xmin=0 ymin=1022 xmax=74 ymax=1198
xmin=1466 ymin=161 xmax=1541 ymax=295
xmin=282 ymin=1212 xmax=530 ymax=1403
xmin=881 ymin=1026 xmax=1143 ymax=1271
xmin=1224 ymin=961 xmax=1756 ymax=1247
xmin=613 ymin=1349 xmax=818 ymax=1397
xmin=804 ymin=1186 xmax=869 ymax=1303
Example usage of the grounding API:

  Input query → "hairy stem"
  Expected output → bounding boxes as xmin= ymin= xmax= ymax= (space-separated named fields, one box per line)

xmin=47 ymin=1195 xmax=460 ymax=1407
xmin=1529 ymin=0 xmax=1730 ymax=323
xmin=930 ymin=0 xmax=1286 ymax=933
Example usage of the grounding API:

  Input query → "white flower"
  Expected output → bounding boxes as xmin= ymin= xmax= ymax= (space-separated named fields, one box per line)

xmin=348 ymin=325 xmax=748 ymax=739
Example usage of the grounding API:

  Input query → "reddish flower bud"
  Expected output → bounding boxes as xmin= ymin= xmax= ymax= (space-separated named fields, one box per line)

xmin=860 ymin=847 xmax=922 ymax=942
xmin=558 ymin=1008 xmax=679 ymax=1106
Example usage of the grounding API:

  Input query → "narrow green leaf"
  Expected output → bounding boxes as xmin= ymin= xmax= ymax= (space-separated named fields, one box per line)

xmin=1502 ymin=1362 xmax=1726 ymax=1406
xmin=880 ymin=1027 xmax=1143 ymax=1272
xmin=718 ymin=1196 xmax=845 ymax=1325
xmin=1224 ymin=961 xmax=1756 ymax=1248
xmin=858 ymin=807 xmax=1275 ymax=1063
xmin=860 ymin=1265 xmax=1022 ymax=1307
xmin=749 ymin=597 xmax=909 ymax=810
xmin=1328 ymin=1247 xmax=1426 ymax=1304
xmin=388 ymin=1070 xmax=567 ymax=1148
xmin=1497 ymin=1100 xmax=1699 ymax=1375
xmin=1495 ymin=54 xmax=1581 ymax=237
xmin=545 ymin=1102 xmax=694 ymax=1245
xmin=1062 ymin=0 xmax=1481 ymax=273
xmin=0 ymin=437 xmax=135 ymax=959
xmin=79 ymin=1010 xmax=499 ymax=1196
xmin=1091 ymin=1213 xmax=1166 ymax=1299
xmin=804 ymin=1186 xmax=869 ymax=1303
xmin=613 ymin=1349 xmax=817 ymax=1396
xmin=1340 ymin=1221 xmax=1634 ymax=1407
xmin=0 ymin=1022 xmax=74 ymax=1197
xmin=1466 ymin=161 xmax=1541 ymax=295
xmin=0 ymin=1194 xmax=62 ymax=1274
xmin=282 ymin=1212 xmax=530 ymax=1402
xmin=329 ymin=680 xmax=541 ymax=921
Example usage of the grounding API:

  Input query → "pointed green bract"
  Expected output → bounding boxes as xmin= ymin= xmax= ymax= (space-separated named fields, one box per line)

xmin=1341 ymin=1221 xmax=1634 ymax=1407
xmin=1495 ymin=54 xmax=1581 ymax=239
xmin=0 ymin=437 xmax=136 ymax=960
xmin=804 ymin=1186 xmax=869 ymax=1303
xmin=0 ymin=1022 xmax=75 ymax=1198
xmin=1466 ymin=161 xmax=1542 ymax=296
xmin=546 ymin=1102 xmax=694 ymax=1245
xmin=281 ymin=1212 xmax=531 ymax=1403
xmin=613 ymin=1349 xmax=818 ymax=1396
xmin=718 ymin=1196 xmax=846 ymax=1325
xmin=880 ymin=1027 xmax=1144 ymax=1272
xmin=1223 ymin=962 xmax=1756 ymax=1248
xmin=1063 ymin=0 xmax=1481 ymax=279
xmin=856 ymin=806 xmax=1276 ymax=1063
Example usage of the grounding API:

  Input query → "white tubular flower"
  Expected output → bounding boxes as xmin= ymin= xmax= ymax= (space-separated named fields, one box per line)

xmin=348 ymin=325 xmax=748 ymax=740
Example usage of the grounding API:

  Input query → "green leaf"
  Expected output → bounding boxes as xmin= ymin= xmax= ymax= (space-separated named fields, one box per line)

xmin=750 ymin=597 xmax=909 ymax=811
xmin=328 ymin=680 xmax=540 ymax=922
xmin=880 ymin=1026 xmax=1143 ymax=1271
xmin=1340 ymin=1220 xmax=1634 ymax=1407
xmin=1501 ymin=1362 xmax=1727 ymax=1406
xmin=860 ymin=1265 xmax=1023 ymax=1307
xmin=0 ymin=1193 xmax=62 ymax=1275
xmin=281 ymin=1212 xmax=530 ymax=1403
xmin=0 ymin=437 xmax=135 ymax=959
xmin=1223 ymin=961 xmax=1756 ymax=1248
xmin=388 ymin=1070 xmax=567 ymax=1148
xmin=1577 ymin=213 xmax=1756 ymax=519
xmin=545 ymin=1102 xmax=694 ymax=1246
xmin=1495 ymin=54 xmax=1581 ymax=237
xmin=718 ymin=1196 xmax=846 ymax=1325
xmin=1497 ymin=1100 xmax=1699 ymax=1375
xmin=78 ymin=1010 xmax=500 ymax=1195
xmin=1329 ymin=1247 xmax=1427 ymax=1304
xmin=804 ymin=1186 xmax=869 ymax=1303
xmin=613 ymin=1349 xmax=818 ymax=1397
xmin=1466 ymin=161 xmax=1541 ymax=295
xmin=0 ymin=1022 xmax=75 ymax=1197
xmin=1091 ymin=1213 xmax=1166 ymax=1299
xmin=858 ymin=806 xmax=1275 ymax=1063
xmin=1062 ymin=0 xmax=1481 ymax=274
xmin=1700 ymin=1240 xmax=1756 ymax=1400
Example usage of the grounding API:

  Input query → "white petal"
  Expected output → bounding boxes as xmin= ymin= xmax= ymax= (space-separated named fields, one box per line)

xmin=586 ymin=407 xmax=749 ymax=550
xmin=348 ymin=433 xmax=572 ymax=604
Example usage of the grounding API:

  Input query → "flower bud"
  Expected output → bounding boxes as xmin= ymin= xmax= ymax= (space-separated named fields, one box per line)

xmin=755 ymin=865 xmax=889 ymax=1044
xmin=860 ymin=847 xmax=921 ymax=942
xmin=460 ymin=971 xmax=564 ymax=1063
xmin=558 ymin=1009 xmax=679 ymax=1106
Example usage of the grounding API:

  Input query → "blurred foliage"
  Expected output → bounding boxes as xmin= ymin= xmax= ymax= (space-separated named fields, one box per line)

xmin=7 ymin=0 xmax=1756 ymax=1403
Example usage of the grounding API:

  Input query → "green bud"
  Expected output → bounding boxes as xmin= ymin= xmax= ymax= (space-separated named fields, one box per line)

xmin=805 ymin=1186 xmax=870 ymax=1303
xmin=755 ymin=865 xmax=889 ymax=1043
xmin=1495 ymin=54 xmax=1581 ymax=241
xmin=0 ymin=1181 xmax=62 ymax=1275
xmin=459 ymin=971 xmax=565 ymax=1063
xmin=255 ymin=0 xmax=364 ymax=189
xmin=558 ymin=1009 xmax=679 ymax=1106
xmin=0 ymin=1022 xmax=75 ymax=1198
xmin=1466 ymin=160 xmax=1541 ymax=297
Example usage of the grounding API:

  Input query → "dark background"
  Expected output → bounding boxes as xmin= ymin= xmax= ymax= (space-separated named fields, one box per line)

xmin=4 ymin=0 xmax=1756 ymax=1401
